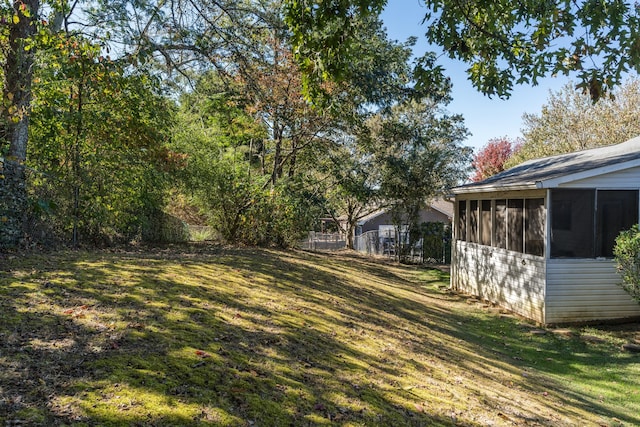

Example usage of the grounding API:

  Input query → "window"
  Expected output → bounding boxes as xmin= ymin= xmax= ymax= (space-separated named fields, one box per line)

xmin=457 ymin=196 xmax=546 ymax=256
xmin=457 ymin=200 xmax=466 ymax=241
xmin=507 ymin=199 xmax=524 ymax=252
xmin=480 ymin=200 xmax=492 ymax=246
xmin=525 ymin=199 xmax=545 ymax=256
xmin=596 ymin=190 xmax=638 ymax=257
xmin=551 ymin=190 xmax=595 ymax=258
xmin=551 ymin=189 xmax=640 ymax=258
xmin=494 ymin=200 xmax=507 ymax=249
xmin=469 ymin=200 xmax=478 ymax=243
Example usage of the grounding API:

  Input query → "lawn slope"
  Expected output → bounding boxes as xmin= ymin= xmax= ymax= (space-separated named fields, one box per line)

xmin=0 ymin=247 xmax=638 ymax=426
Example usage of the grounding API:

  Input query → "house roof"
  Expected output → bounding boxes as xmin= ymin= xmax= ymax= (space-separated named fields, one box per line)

xmin=428 ymin=198 xmax=454 ymax=218
xmin=356 ymin=198 xmax=453 ymax=225
xmin=453 ymin=135 xmax=640 ymax=194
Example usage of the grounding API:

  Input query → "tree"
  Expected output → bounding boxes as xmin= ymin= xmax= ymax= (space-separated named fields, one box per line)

xmin=172 ymin=72 xmax=267 ymax=243
xmin=165 ymin=2 xmax=429 ymax=247
xmin=285 ymin=2 xmax=446 ymax=105
xmin=240 ymin=36 xmax=336 ymax=186
xmin=506 ymin=78 xmax=640 ymax=167
xmin=471 ymin=137 xmax=521 ymax=182
xmin=1 ymin=0 xmax=281 ymax=247
xmin=1 ymin=0 xmax=40 ymax=247
xmin=364 ymin=99 xmax=471 ymax=260
xmin=0 ymin=0 xmax=437 ymax=247
xmin=319 ymin=131 xmax=384 ymax=249
xmin=28 ymin=34 xmax=176 ymax=245
xmin=285 ymin=0 xmax=640 ymax=100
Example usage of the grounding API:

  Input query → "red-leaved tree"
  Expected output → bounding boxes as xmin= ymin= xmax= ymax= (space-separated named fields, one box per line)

xmin=471 ymin=137 xmax=521 ymax=182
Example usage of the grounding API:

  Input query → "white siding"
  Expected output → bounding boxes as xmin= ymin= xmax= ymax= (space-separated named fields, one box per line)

xmin=546 ymin=259 xmax=640 ymax=324
xmin=452 ymin=241 xmax=546 ymax=323
xmin=558 ymin=165 xmax=640 ymax=189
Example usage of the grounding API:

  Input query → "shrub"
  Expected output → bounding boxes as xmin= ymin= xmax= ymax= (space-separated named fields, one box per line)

xmin=614 ymin=224 xmax=640 ymax=302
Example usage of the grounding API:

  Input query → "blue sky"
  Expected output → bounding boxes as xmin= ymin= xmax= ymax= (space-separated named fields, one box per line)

xmin=380 ymin=1 xmax=571 ymax=152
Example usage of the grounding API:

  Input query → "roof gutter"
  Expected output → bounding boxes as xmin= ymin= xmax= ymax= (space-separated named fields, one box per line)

xmin=451 ymin=183 xmax=539 ymax=195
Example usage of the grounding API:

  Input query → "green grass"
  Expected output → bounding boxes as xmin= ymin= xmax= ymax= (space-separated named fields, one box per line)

xmin=0 ymin=246 xmax=638 ymax=426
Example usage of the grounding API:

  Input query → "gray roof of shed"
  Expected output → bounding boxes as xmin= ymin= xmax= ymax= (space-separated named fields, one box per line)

xmin=453 ymin=135 xmax=640 ymax=194
xmin=355 ymin=198 xmax=453 ymax=225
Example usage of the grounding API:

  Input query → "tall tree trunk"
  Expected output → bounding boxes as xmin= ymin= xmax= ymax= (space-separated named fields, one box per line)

xmin=345 ymin=204 xmax=358 ymax=250
xmin=0 ymin=0 xmax=39 ymax=248
xmin=271 ymin=124 xmax=283 ymax=186
xmin=288 ymin=138 xmax=298 ymax=178
xmin=346 ymin=221 xmax=355 ymax=250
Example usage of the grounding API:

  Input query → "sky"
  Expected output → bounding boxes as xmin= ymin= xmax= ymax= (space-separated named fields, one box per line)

xmin=380 ymin=0 xmax=572 ymax=152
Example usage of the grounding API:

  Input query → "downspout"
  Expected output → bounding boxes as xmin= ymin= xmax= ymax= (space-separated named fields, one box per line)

xmin=450 ymin=196 xmax=458 ymax=291
xmin=543 ymin=185 xmax=551 ymax=325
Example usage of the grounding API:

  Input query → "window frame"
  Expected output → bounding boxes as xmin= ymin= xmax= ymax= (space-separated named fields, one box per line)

xmin=550 ymin=188 xmax=640 ymax=259
xmin=455 ymin=195 xmax=546 ymax=257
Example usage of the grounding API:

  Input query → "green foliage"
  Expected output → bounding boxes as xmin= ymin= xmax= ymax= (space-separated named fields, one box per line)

xmin=420 ymin=221 xmax=452 ymax=263
xmin=367 ymin=99 xmax=471 ymax=219
xmin=320 ymin=97 xmax=471 ymax=250
xmin=318 ymin=130 xmax=383 ymax=248
xmin=353 ymin=100 xmax=471 ymax=261
xmin=172 ymin=73 xmax=265 ymax=244
xmin=285 ymin=1 xmax=449 ymax=106
xmin=173 ymin=71 xmax=322 ymax=247
xmin=614 ymin=224 xmax=640 ymax=303
xmin=287 ymin=0 xmax=640 ymax=100
xmin=284 ymin=0 xmax=385 ymax=99
xmin=188 ymin=158 xmax=262 ymax=243
xmin=424 ymin=0 xmax=640 ymax=99
xmin=0 ymin=0 xmax=40 ymax=248
xmin=27 ymin=34 xmax=176 ymax=245
xmin=240 ymin=179 xmax=322 ymax=247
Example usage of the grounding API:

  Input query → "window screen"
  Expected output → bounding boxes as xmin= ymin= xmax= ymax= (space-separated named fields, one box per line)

xmin=596 ymin=190 xmax=639 ymax=257
xmin=508 ymin=199 xmax=524 ymax=253
xmin=457 ymin=200 xmax=466 ymax=241
xmin=469 ymin=200 xmax=478 ymax=243
xmin=494 ymin=199 xmax=507 ymax=249
xmin=525 ymin=198 xmax=545 ymax=256
xmin=481 ymin=200 xmax=492 ymax=246
xmin=551 ymin=190 xmax=595 ymax=258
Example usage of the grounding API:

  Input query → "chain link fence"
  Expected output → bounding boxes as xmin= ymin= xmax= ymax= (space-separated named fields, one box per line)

xmin=299 ymin=231 xmax=347 ymax=251
xmin=354 ymin=223 xmax=451 ymax=264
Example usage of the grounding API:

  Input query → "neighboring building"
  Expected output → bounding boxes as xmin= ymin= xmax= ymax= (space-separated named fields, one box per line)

xmin=351 ymin=199 xmax=453 ymax=260
xmin=451 ymin=136 xmax=640 ymax=324
xmin=356 ymin=198 xmax=453 ymax=235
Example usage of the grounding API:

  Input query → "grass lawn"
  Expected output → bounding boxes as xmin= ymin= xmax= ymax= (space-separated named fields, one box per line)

xmin=0 ymin=246 xmax=639 ymax=426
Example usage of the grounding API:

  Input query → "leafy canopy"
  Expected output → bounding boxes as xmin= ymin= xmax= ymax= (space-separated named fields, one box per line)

xmin=471 ymin=137 xmax=521 ymax=182
xmin=506 ymin=78 xmax=640 ymax=168
xmin=286 ymin=0 xmax=640 ymax=100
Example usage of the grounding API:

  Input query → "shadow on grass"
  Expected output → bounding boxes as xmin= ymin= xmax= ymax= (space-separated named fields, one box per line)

xmin=0 ymin=246 xmax=638 ymax=426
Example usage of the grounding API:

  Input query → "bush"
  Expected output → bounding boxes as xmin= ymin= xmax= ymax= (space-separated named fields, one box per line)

xmin=613 ymin=224 xmax=640 ymax=302
xmin=239 ymin=180 xmax=322 ymax=248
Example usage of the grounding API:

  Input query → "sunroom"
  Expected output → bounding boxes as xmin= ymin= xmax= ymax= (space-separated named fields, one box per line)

xmin=451 ymin=136 xmax=640 ymax=324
